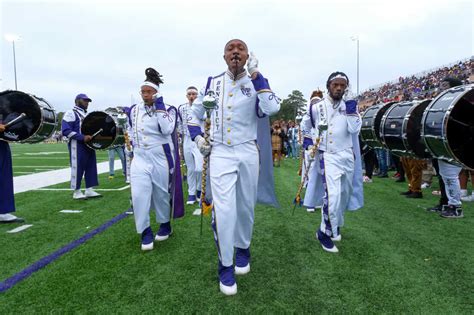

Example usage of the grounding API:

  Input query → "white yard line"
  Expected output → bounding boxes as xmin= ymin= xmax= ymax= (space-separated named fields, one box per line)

xmin=7 ymin=225 xmax=34 ymax=233
xmin=13 ymin=160 xmax=123 ymax=194
xmin=14 ymin=165 xmax=69 ymax=168
xmin=59 ymin=210 xmax=83 ymax=213
xmin=37 ymin=185 xmax=130 ymax=191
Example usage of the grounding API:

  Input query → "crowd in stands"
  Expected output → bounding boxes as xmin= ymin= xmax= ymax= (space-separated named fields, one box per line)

xmin=358 ymin=58 xmax=472 ymax=108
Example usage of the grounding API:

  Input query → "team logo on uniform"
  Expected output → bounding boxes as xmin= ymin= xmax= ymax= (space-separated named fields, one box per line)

xmin=240 ymin=86 xmax=252 ymax=97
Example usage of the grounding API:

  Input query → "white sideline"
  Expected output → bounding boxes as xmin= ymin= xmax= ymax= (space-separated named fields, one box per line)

xmin=13 ymin=160 xmax=123 ymax=194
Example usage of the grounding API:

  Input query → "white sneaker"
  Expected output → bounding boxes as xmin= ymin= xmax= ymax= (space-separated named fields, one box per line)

xmin=421 ymin=182 xmax=430 ymax=189
xmin=219 ymin=282 xmax=237 ymax=296
xmin=141 ymin=242 xmax=154 ymax=251
xmin=306 ymin=208 xmax=315 ymax=213
xmin=461 ymin=194 xmax=474 ymax=202
xmin=0 ymin=213 xmax=24 ymax=223
xmin=363 ymin=176 xmax=372 ymax=183
xmin=331 ymin=234 xmax=342 ymax=242
xmin=73 ymin=190 xmax=87 ymax=200
xmin=234 ymin=264 xmax=250 ymax=275
xmin=192 ymin=208 xmax=202 ymax=216
xmin=85 ymin=188 xmax=102 ymax=198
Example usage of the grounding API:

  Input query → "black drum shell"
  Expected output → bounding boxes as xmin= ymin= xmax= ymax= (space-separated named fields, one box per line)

xmin=0 ymin=90 xmax=57 ymax=143
xmin=380 ymin=100 xmax=431 ymax=159
xmin=422 ymin=84 xmax=474 ymax=170
xmin=360 ymin=101 xmax=395 ymax=150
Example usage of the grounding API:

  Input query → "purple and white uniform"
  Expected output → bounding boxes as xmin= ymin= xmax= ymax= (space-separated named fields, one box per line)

xmin=62 ymin=106 xmax=98 ymax=190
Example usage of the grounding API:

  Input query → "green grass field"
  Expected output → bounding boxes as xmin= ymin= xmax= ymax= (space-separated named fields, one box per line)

xmin=1 ymin=144 xmax=473 ymax=313
xmin=9 ymin=143 xmax=109 ymax=176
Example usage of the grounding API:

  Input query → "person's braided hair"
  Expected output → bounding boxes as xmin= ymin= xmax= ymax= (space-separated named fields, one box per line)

xmin=145 ymin=67 xmax=164 ymax=86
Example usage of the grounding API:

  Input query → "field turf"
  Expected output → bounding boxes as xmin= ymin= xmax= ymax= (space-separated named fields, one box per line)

xmin=0 ymin=144 xmax=473 ymax=313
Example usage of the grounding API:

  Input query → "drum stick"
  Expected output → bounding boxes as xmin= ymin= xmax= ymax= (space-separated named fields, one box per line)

xmin=5 ymin=113 xmax=27 ymax=129
xmin=448 ymin=117 xmax=470 ymax=128
xmin=91 ymin=128 xmax=103 ymax=138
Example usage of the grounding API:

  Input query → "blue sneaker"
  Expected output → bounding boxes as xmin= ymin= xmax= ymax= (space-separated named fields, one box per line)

xmin=141 ymin=226 xmax=154 ymax=251
xmin=155 ymin=222 xmax=172 ymax=241
xmin=218 ymin=262 xmax=237 ymax=295
xmin=317 ymin=230 xmax=338 ymax=253
xmin=187 ymin=195 xmax=196 ymax=205
xmin=235 ymin=247 xmax=251 ymax=275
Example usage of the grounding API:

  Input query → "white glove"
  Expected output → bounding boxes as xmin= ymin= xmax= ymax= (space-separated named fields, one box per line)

xmin=152 ymin=91 xmax=162 ymax=101
xmin=195 ymin=135 xmax=211 ymax=157
xmin=247 ymin=52 xmax=259 ymax=76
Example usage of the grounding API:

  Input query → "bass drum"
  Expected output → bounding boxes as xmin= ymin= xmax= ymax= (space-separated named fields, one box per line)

xmin=422 ymin=84 xmax=474 ymax=170
xmin=380 ymin=100 xmax=432 ymax=158
xmin=360 ymin=101 xmax=395 ymax=149
xmin=0 ymin=90 xmax=57 ymax=143
xmin=81 ymin=109 xmax=125 ymax=150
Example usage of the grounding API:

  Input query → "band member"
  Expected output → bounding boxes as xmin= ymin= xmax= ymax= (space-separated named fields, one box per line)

xmin=301 ymin=90 xmax=323 ymax=213
xmin=271 ymin=120 xmax=284 ymax=167
xmin=61 ymin=94 xmax=101 ymax=200
xmin=433 ymin=77 xmax=464 ymax=218
xmin=126 ymin=68 xmax=184 ymax=251
xmin=0 ymin=126 xmax=24 ymax=223
xmin=301 ymin=72 xmax=363 ymax=253
xmin=177 ymin=87 xmax=203 ymax=206
xmin=107 ymin=145 xmax=126 ymax=181
xmin=187 ymin=39 xmax=280 ymax=295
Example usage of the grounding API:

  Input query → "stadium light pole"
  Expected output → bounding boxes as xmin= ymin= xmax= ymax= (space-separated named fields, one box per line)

xmin=351 ymin=35 xmax=359 ymax=96
xmin=5 ymin=34 xmax=20 ymax=90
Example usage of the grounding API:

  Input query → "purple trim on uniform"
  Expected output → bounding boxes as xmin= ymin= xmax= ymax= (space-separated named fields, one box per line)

xmin=345 ymin=100 xmax=358 ymax=115
xmin=127 ymin=104 xmax=136 ymax=126
xmin=319 ymin=152 xmax=332 ymax=236
xmin=256 ymin=115 xmax=280 ymax=207
xmin=251 ymin=72 xmax=271 ymax=91
xmin=204 ymin=76 xmax=213 ymax=95
xmin=163 ymin=139 xmax=185 ymax=219
xmin=188 ymin=125 xmax=203 ymax=141
xmin=303 ymin=137 xmax=313 ymax=150
xmin=61 ymin=111 xmax=85 ymax=142
xmin=0 ymin=141 xmax=15 ymax=214
xmin=0 ymin=212 xmax=128 ymax=293
xmin=154 ymin=96 xmax=166 ymax=111
xmin=309 ymin=104 xmax=315 ymax=128
xmin=255 ymin=99 xmax=266 ymax=118
xmin=68 ymin=141 xmax=98 ymax=189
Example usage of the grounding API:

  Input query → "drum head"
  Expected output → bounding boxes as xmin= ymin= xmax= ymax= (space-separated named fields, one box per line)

xmin=81 ymin=111 xmax=117 ymax=150
xmin=447 ymin=88 xmax=474 ymax=169
xmin=0 ymin=91 xmax=41 ymax=141
xmin=405 ymin=100 xmax=431 ymax=158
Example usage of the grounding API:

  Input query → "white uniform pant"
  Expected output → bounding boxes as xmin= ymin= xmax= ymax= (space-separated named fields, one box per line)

xmin=210 ymin=142 xmax=259 ymax=267
xmin=319 ymin=149 xmax=354 ymax=237
xmin=183 ymin=136 xmax=202 ymax=196
xmin=131 ymin=145 xmax=173 ymax=233
xmin=438 ymin=160 xmax=462 ymax=206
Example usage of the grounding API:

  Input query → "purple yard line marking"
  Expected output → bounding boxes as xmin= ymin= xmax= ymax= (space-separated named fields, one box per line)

xmin=0 ymin=212 xmax=129 ymax=293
